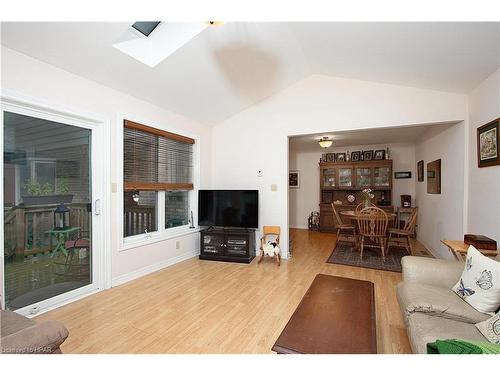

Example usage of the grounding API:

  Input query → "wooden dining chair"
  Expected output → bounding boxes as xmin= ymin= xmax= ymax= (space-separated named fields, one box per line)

xmin=387 ymin=207 xmax=418 ymax=256
xmin=356 ymin=206 xmax=389 ymax=260
xmin=258 ymin=226 xmax=281 ymax=266
xmin=331 ymin=203 xmax=357 ymax=247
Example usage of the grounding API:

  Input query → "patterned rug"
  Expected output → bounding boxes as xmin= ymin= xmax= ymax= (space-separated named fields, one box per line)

xmin=326 ymin=241 xmax=410 ymax=273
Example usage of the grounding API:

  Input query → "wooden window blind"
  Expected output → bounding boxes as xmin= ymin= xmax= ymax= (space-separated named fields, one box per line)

xmin=124 ymin=120 xmax=194 ymax=191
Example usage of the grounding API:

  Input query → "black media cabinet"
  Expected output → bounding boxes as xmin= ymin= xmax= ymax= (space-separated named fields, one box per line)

xmin=199 ymin=228 xmax=256 ymax=263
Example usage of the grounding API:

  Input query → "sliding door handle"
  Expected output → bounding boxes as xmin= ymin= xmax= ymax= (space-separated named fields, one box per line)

xmin=94 ymin=198 xmax=101 ymax=216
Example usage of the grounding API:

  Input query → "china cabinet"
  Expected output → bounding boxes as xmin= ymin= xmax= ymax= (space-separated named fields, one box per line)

xmin=319 ymin=160 xmax=393 ymax=232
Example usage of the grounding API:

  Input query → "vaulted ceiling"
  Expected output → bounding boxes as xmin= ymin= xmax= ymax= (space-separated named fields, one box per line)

xmin=1 ymin=22 xmax=499 ymax=125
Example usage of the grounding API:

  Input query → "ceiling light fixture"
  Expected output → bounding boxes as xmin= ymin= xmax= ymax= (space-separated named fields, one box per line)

xmin=318 ymin=137 xmax=333 ymax=148
xmin=206 ymin=21 xmax=225 ymax=26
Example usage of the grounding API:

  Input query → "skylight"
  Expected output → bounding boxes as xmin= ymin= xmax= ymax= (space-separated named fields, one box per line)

xmin=131 ymin=22 xmax=161 ymax=37
xmin=113 ymin=22 xmax=208 ymax=67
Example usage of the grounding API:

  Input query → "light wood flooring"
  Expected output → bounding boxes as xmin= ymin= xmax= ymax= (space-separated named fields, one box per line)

xmin=36 ymin=229 xmax=428 ymax=353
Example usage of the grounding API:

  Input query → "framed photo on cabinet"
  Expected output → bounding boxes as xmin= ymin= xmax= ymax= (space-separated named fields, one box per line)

xmin=374 ymin=149 xmax=385 ymax=160
xmin=351 ymin=151 xmax=361 ymax=162
xmin=363 ymin=150 xmax=374 ymax=161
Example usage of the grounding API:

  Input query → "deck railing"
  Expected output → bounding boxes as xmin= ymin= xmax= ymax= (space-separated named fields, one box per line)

xmin=4 ymin=202 xmax=156 ymax=257
xmin=124 ymin=206 xmax=155 ymax=237
xmin=3 ymin=203 xmax=91 ymax=257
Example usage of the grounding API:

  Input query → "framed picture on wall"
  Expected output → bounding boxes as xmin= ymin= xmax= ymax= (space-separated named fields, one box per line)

xmin=477 ymin=118 xmax=499 ymax=168
xmin=289 ymin=170 xmax=300 ymax=189
xmin=394 ymin=171 xmax=412 ymax=179
xmin=427 ymin=159 xmax=441 ymax=194
xmin=417 ymin=160 xmax=424 ymax=182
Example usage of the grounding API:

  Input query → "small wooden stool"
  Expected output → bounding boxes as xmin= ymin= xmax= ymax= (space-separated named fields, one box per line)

xmin=258 ymin=226 xmax=281 ymax=266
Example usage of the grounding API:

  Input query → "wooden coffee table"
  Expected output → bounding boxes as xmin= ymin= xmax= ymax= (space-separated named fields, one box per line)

xmin=272 ymin=274 xmax=376 ymax=354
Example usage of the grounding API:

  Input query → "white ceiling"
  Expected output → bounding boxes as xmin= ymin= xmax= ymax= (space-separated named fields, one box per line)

xmin=289 ymin=122 xmax=456 ymax=153
xmin=1 ymin=22 xmax=499 ymax=126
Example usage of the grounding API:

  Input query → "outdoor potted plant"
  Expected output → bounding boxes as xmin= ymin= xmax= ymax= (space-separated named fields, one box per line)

xmin=22 ymin=177 xmax=73 ymax=205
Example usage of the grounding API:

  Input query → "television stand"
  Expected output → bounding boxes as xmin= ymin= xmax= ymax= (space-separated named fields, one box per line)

xmin=199 ymin=227 xmax=256 ymax=264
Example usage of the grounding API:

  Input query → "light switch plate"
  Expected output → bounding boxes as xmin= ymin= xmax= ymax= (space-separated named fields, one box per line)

xmin=111 ymin=182 xmax=117 ymax=193
xmin=271 ymin=184 xmax=278 ymax=191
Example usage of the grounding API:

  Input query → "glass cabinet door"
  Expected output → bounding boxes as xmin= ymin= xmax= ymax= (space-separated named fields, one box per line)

xmin=356 ymin=168 xmax=372 ymax=187
xmin=322 ymin=168 xmax=336 ymax=187
xmin=202 ymin=234 xmax=224 ymax=255
xmin=225 ymin=235 xmax=248 ymax=257
xmin=374 ymin=167 xmax=391 ymax=187
xmin=338 ymin=168 xmax=353 ymax=187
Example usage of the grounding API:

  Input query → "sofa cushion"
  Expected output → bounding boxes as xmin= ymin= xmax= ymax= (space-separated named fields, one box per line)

xmin=1 ymin=320 xmax=69 ymax=354
xmin=397 ymin=282 xmax=490 ymax=324
xmin=452 ymin=245 xmax=500 ymax=314
xmin=1 ymin=310 xmax=36 ymax=337
xmin=475 ymin=311 xmax=500 ymax=344
xmin=407 ymin=313 xmax=487 ymax=354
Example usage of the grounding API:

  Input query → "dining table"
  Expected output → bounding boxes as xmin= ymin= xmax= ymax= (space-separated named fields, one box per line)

xmin=339 ymin=210 xmax=397 ymax=220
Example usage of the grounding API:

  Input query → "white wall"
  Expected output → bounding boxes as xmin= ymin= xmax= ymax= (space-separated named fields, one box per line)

xmin=211 ymin=74 xmax=467 ymax=257
xmin=415 ymin=123 xmax=465 ymax=259
xmin=467 ymin=68 xmax=500 ymax=243
xmin=289 ymin=142 xmax=416 ymax=229
xmin=1 ymin=46 xmax=212 ymax=283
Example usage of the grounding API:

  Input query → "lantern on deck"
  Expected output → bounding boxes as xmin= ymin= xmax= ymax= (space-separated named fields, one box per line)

xmin=54 ymin=202 xmax=70 ymax=230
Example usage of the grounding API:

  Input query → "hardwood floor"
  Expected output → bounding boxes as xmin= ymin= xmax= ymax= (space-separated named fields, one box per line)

xmin=36 ymin=229 xmax=420 ymax=353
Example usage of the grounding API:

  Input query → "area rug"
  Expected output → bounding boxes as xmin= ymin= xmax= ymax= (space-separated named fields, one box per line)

xmin=326 ymin=242 xmax=409 ymax=273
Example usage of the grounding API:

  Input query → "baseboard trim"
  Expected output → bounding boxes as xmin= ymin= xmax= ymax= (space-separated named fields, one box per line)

xmin=416 ymin=237 xmax=447 ymax=259
xmin=112 ymin=249 xmax=200 ymax=287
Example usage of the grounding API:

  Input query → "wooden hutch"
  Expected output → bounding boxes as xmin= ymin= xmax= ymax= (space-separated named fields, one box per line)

xmin=319 ymin=159 xmax=394 ymax=232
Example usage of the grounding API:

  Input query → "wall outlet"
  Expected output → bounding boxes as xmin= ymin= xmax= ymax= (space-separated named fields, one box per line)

xmin=176 ymin=241 xmax=180 ymax=250
xmin=257 ymin=170 xmax=263 ymax=177
xmin=271 ymin=184 xmax=278 ymax=191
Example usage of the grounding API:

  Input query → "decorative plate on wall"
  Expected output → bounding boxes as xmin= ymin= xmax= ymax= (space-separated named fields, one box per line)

xmin=347 ymin=194 xmax=356 ymax=203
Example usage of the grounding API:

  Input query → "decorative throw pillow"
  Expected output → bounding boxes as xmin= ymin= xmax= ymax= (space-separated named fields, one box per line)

xmin=476 ymin=311 xmax=500 ymax=344
xmin=451 ymin=245 xmax=500 ymax=314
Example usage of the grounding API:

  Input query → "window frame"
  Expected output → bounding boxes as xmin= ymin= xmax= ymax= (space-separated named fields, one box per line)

xmin=118 ymin=116 xmax=199 ymax=251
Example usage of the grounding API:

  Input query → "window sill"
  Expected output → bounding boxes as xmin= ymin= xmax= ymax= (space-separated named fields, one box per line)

xmin=120 ymin=226 xmax=200 ymax=252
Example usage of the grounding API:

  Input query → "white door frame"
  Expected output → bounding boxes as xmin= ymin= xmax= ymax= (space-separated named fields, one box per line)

xmin=0 ymin=90 xmax=112 ymax=316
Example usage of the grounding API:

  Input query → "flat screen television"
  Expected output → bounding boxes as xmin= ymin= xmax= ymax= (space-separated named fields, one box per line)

xmin=198 ymin=190 xmax=258 ymax=228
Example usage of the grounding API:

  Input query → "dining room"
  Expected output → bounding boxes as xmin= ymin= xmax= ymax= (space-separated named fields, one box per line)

xmin=288 ymin=121 xmax=466 ymax=271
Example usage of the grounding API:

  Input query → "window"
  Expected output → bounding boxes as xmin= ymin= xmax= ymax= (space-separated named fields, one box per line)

xmin=165 ymin=190 xmax=189 ymax=228
xmin=123 ymin=120 xmax=194 ymax=239
xmin=124 ymin=191 xmax=158 ymax=237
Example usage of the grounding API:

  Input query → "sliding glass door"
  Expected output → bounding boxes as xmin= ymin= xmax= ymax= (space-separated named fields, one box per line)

xmin=2 ymin=108 xmax=100 ymax=314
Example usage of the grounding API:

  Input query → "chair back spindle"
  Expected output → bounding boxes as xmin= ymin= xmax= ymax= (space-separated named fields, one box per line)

xmin=357 ymin=207 xmax=388 ymax=238
xmin=331 ymin=203 xmax=344 ymax=226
